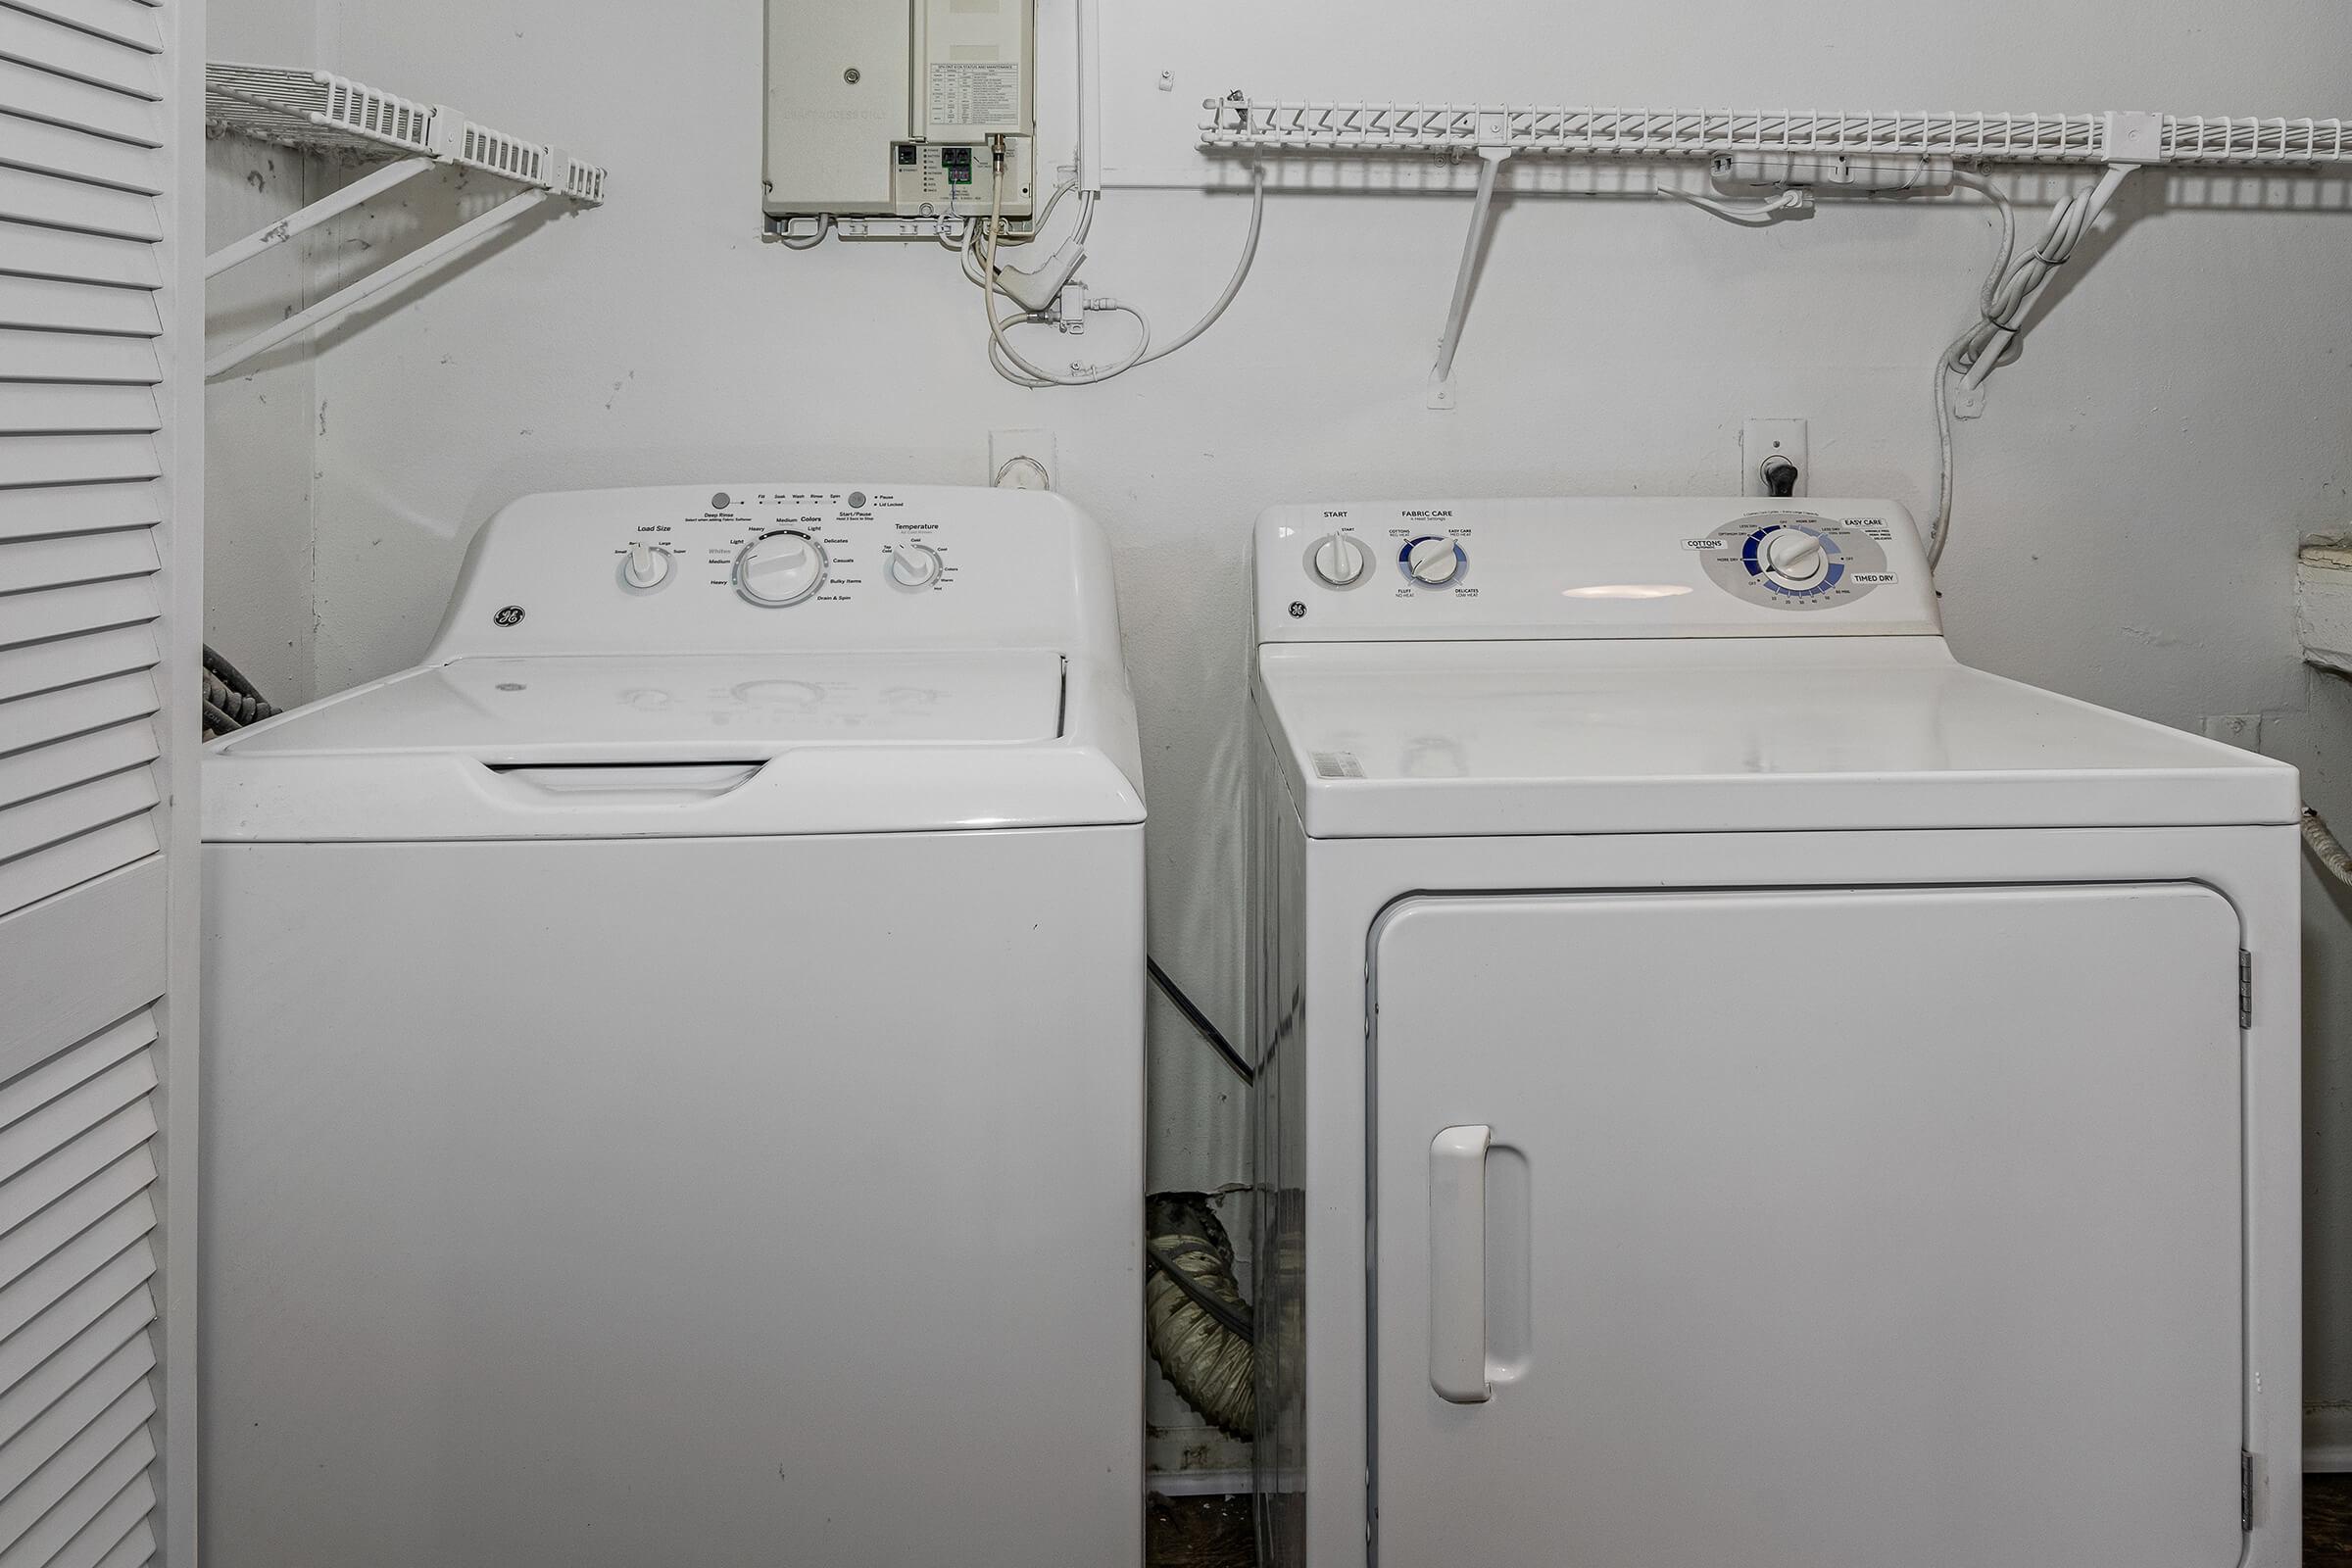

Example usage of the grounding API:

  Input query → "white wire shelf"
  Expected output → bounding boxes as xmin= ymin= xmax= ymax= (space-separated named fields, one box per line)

xmin=1199 ymin=99 xmax=2352 ymax=166
xmin=206 ymin=65 xmax=607 ymax=199
xmin=1197 ymin=96 xmax=2350 ymax=407
xmin=203 ymin=64 xmax=608 ymax=378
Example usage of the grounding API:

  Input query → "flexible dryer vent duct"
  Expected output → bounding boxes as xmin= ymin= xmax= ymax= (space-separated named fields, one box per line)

xmin=1145 ymin=1193 xmax=1253 ymax=1439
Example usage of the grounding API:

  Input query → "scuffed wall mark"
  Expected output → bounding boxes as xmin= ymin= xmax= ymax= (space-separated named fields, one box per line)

xmin=2121 ymin=623 xmax=2183 ymax=648
xmin=605 ymin=369 xmax=634 ymax=411
xmin=318 ymin=401 xmax=327 ymax=438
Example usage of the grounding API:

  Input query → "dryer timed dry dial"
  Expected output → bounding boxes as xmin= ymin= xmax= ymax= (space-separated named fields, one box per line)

xmin=734 ymin=530 xmax=828 ymax=607
xmin=1696 ymin=512 xmax=1895 ymax=612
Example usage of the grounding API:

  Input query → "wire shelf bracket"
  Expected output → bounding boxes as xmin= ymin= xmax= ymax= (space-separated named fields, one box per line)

xmin=1200 ymin=97 xmax=2351 ymax=406
xmin=204 ymin=64 xmax=609 ymax=378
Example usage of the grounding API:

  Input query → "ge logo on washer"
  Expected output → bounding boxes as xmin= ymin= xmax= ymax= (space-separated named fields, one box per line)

xmin=494 ymin=605 xmax=526 ymax=627
xmin=1290 ymin=601 xmax=1307 ymax=618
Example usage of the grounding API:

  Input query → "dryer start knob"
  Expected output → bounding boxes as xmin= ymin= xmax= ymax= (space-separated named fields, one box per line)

xmin=1404 ymin=535 xmax=1467 ymax=587
xmin=1311 ymin=532 xmax=1368 ymax=587
xmin=735 ymin=530 xmax=828 ymax=607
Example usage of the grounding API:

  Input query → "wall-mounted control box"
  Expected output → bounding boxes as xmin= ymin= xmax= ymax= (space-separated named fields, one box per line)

xmin=763 ymin=0 xmax=1036 ymax=238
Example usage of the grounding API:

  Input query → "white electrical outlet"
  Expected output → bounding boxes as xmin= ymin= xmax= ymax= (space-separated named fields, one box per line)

xmin=990 ymin=428 xmax=1055 ymax=490
xmin=1740 ymin=418 xmax=1809 ymax=498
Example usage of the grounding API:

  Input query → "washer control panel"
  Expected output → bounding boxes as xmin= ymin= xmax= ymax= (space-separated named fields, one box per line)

xmin=578 ymin=489 xmax=980 ymax=612
xmin=1258 ymin=496 xmax=1937 ymax=641
xmin=432 ymin=483 xmax=1120 ymax=659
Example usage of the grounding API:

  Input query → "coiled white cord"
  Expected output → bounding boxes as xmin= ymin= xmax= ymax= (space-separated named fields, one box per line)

xmin=975 ymin=163 xmax=1265 ymax=389
xmin=1929 ymin=163 xmax=2139 ymax=565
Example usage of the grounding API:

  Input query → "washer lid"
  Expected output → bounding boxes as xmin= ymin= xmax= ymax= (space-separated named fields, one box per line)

xmin=206 ymin=651 xmax=1147 ymax=840
xmin=1256 ymin=639 xmax=2300 ymax=838
xmin=216 ymin=652 xmax=1063 ymax=762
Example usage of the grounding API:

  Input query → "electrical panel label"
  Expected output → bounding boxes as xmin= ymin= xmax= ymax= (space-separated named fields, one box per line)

xmin=928 ymin=62 xmax=1021 ymax=129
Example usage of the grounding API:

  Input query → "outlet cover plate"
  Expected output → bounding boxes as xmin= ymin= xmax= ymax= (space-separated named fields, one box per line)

xmin=2200 ymin=714 xmax=2263 ymax=750
xmin=1740 ymin=417 xmax=1809 ymax=498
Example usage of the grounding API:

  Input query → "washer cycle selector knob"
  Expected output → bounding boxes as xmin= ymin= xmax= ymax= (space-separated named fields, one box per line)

xmin=1403 ymin=535 xmax=1467 ymax=587
xmin=888 ymin=541 xmax=944 ymax=588
xmin=1310 ymin=532 xmax=1368 ymax=587
xmin=734 ymin=530 xmax=828 ymax=607
xmin=1762 ymin=526 xmax=1828 ymax=585
xmin=621 ymin=542 xmax=671 ymax=590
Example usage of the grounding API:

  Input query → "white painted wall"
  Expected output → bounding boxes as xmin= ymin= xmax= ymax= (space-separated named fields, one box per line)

xmin=203 ymin=0 xmax=2352 ymax=1458
xmin=202 ymin=0 xmax=319 ymax=708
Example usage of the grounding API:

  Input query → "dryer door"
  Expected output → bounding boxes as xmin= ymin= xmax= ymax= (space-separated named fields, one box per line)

xmin=1370 ymin=883 xmax=2245 ymax=1568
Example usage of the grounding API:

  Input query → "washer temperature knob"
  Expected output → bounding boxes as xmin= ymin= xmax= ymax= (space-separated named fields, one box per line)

xmin=1404 ymin=535 xmax=1467 ymax=587
xmin=1310 ymin=532 xmax=1368 ymax=587
xmin=734 ymin=530 xmax=828 ymax=607
xmin=888 ymin=541 xmax=944 ymax=588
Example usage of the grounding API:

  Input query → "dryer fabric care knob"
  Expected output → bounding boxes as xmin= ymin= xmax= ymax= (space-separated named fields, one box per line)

xmin=1404 ymin=535 xmax=1467 ymax=587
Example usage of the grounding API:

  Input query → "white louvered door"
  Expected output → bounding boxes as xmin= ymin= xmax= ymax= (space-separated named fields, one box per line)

xmin=0 ymin=0 xmax=199 ymax=1564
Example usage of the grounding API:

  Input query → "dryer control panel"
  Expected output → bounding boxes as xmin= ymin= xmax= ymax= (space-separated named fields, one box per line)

xmin=427 ymin=484 xmax=1125 ymax=662
xmin=1258 ymin=496 xmax=1939 ymax=642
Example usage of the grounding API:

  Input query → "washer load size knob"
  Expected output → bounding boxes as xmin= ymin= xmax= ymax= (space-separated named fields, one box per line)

xmin=1403 ymin=535 xmax=1467 ymax=587
xmin=1310 ymin=532 xmax=1368 ymax=587
xmin=735 ymin=530 xmax=828 ymax=607
xmin=621 ymin=542 xmax=671 ymax=590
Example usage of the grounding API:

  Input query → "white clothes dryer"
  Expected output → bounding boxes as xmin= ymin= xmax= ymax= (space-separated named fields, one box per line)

xmin=202 ymin=484 xmax=1145 ymax=1566
xmin=1248 ymin=497 xmax=2300 ymax=1568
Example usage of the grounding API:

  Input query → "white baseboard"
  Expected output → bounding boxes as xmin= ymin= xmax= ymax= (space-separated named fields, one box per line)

xmin=1145 ymin=1468 xmax=1254 ymax=1497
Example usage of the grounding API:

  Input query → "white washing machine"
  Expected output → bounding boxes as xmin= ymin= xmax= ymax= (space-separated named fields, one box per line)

xmin=1248 ymin=498 xmax=2301 ymax=1567
xmin=201 ymin=484 xmax=1145 ymax=1567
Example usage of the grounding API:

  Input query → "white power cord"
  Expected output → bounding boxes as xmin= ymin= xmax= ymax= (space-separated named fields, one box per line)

xmin=975 ymin=157 xmax=1265 ymax=388
xmin=1654 ymin=185 xmax=1814 ymax=224
xmin=1928 ymin=162 xmax=2139 ymax=564
xmin=775 ymin=216 xmax=831 ymax=251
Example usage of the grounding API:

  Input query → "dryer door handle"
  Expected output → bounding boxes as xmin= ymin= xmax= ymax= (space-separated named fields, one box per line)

xmin=1429 ymin=1124 xmax=1493 ymax=1404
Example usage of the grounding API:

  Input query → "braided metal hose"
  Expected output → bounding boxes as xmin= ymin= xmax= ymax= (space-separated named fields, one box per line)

xmin=2307 ymin=806 xmax=2352 ymax=887
xmin=201 ymin=646 xmax=280 ymax=738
